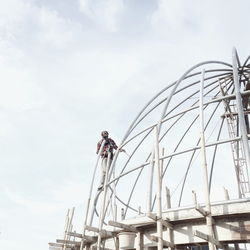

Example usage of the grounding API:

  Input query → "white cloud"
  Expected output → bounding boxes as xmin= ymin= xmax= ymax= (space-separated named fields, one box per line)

xmin=3 ymin=180 xmax=86 ymax=216
xmin=36 ymin=7 xmax=79 ymax=48
xmin=0 ymin=0 xmax=81 ymax=50
xmin=151 ymin=0 xmax=190 ymax=31
xmin=0 ymin=0 xmax=83 ymax=112
xmin=0 ymin=65 xmax=45 ymax=110
xmin=3 ymin=187 xmax=59 ymax=215
xmin=0 ymin=0 xmax=31 ymax=30
xmin=149 ymin=0 xmax=250 ymax=66
xmin=79 ymin=0 xmax=125 ymax=32
xmin=50 ymin=180 xmax=87 ymax=204
xmin=151 ymin=0 xmax=250 ymax=45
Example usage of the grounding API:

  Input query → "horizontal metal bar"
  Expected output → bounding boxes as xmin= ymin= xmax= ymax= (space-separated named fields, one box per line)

xmin=85 ymin=225 xmax=114 ymax=237
xmin=122 ymin=90 xmax=250 ymax=148
xmin=67 ymin=231 xmax=82 ymax=238
xmin=161 ymin=136 xmax=241 ymax=160
xmin=109 ymin=137 xmax=241 ymax=186
xmin=56 ymin=239 xmax=81 ymax=246
xmin=108 ymin=220 xmax=138 ymax=232
xmin=146 ymin=234 xmax=175 ymax=248
xmin=147 ymin=213 xmax=173 ymax=229
xmin=194 ymin=230 xmax=223 ymax=248
xmin=195 ymin=204 xmax=209 ymax=217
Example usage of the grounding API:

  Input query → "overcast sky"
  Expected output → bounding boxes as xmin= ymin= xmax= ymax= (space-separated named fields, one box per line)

xmin=1 ymin=0 xmax=250 ymax=250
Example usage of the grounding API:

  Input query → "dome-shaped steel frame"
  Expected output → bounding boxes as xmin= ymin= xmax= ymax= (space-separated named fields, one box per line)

xmin=80 ymin=48 xmax=250 ymax=250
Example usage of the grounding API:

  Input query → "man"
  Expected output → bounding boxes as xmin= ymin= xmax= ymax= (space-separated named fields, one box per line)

xmin=96 ymin=131 xmax=124 ymax=190
xmin=243 ymin=80 xmax=250 ymax=134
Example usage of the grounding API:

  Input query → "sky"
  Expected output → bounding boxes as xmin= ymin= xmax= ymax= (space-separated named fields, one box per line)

xmin=0 ymin=0 xmax=250 ymax=250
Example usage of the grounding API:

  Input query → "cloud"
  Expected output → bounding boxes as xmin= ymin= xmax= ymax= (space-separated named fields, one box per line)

xmin=79 ymin=0 xmax=125 ymax=32
xmin=3 ymin=180 xmax=86 ymax=216
xmin=36 ymin=7 xmax=79 ymax=48
xmin=0 ymin=0 xmax=31 ymax=30
xmin=151 ymin=0 xmax=250 ymax=44
xmin=0 ymin=0 xmax=84 ymax=112
xmin=3 ymin=187 xmax=59 ymax=215
xmin=0 ymin=65 xmax=46 ymax=111
xmin=50 ymin=180 xmax=87 ymax=205
xmin=151 ymin=0 xmax=199 ymax=35
xmin=149 ymin=0 xmax=250 ymax=66
xmin=0 ymin=0 xmax=81 ymax=50
xmin=152 ymin=0 xmax=186 ymax=30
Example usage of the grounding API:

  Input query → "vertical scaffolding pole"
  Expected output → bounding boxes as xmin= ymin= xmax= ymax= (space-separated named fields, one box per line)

xmin=63 ymin=207 xmax=75 ymax=250
xmin=232 ymin=48 xmax=250 ymax=173
xmin=113 ymin=168 xmax=117 ymax=222
xmin=97 ymin=153 xmax=112 ymax=250
xmin=232 ymin=48 xmax=250 ymax=250
xmin=147 ymin=149 xmax=155 ymax=213
xmin=63 ymin=209 xmax=70 ymax=250
xmin=199 ymin=69 xmax=215 ymax=250
xmin=80 ymin=141 xmax=105 ymax=250
xmin=165 ymin=187 xmax=171 ymax=209
xmin=154 ymin=125 xmax=163 ymax=250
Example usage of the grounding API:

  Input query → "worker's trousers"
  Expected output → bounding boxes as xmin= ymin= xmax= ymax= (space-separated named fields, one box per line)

xmin=100 ymin=157 xmax=112 ymax=186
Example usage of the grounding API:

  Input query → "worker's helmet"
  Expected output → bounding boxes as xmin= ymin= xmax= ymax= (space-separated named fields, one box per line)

xmin=101 ymin=131 xmax=109 ymax=137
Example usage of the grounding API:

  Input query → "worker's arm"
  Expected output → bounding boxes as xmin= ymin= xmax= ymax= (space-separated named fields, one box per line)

xmin=96 ymin=141 xmax=102 ymax=154
xmin=110 ymin=138 xmax=125 ymax=153
xmin=110 ymin=139 xmax=118 ymax=150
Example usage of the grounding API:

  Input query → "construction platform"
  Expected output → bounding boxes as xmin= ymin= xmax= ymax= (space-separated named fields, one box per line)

xmin=50 ymin=198 xmax=250 ymax=249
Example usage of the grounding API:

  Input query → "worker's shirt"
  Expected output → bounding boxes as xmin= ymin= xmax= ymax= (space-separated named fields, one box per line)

xmin=96 ymin=138 xmax=118 ymax=159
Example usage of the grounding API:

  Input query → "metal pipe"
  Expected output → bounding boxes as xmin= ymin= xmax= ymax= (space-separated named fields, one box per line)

xmin=92 ymin=57 xmax=248 ymax=221
xmin=120 ymin=61 xmax=231 ymax=148
xmin=147 ymin=148 xmax=154 ymax=213
xmin=160 ymin=147 xmax=165 ymax=178
xmin=112 ymin=167 xmax=117 ymax=222
xmin=100 ymin=70 xmax=233 ymax=221
xmin=209 ymin=117 xmax=225 ymax=191
xmin=97 ymin=153 xmax=112 ymax=250
xmin=121 ymin=80 xmax=227 ymax=212
xmin=165 ymin=186 xmax=171 ymax=209
xmin=80 ymin=140 xmax=105 ymax=250
xmin=123 ymin=72 xmax=233 ymax=149
xmin=232 ymin=48 xmax=250 ymax=178
xmin=129 ymin=72 xmax=232 ymax=135
xmin=108 ymin=136 xmax=242 ymax=187
xmin=223 ymin=187 xmax=230 ymax=200
xmin=154 ymin=125 xmax=163 ymax=250
xmin=109 ymin=134 xmax=243 ymax=213
xmin=158 ymin=62 xmax=231 ymax=135
xmin=63 ymin=209 xmax=70 ymax=250
xmin=103 ymin=128 xmax=154 ymax=220
xmin=121 ymin=88 xmax=242 ymax=149
xmin=199 ymin=69 xmax=215 ymax=250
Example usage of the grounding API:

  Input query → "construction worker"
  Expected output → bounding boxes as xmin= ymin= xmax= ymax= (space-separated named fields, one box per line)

xmin=243 ymin=80 xmax=250 ymax=110
xmin=96 ymin=131 xmax=124 ymax=190
xmin=243 ymin=81 xmax=250 ymax=134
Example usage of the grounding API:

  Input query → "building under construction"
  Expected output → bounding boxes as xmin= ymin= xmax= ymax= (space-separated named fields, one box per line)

xmin=49 ymin=48 xmax=250 ymax=250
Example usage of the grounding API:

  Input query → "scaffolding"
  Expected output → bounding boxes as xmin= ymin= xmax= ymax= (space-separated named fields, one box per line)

xmin=49 ymin=48 xmax=250 ymax=250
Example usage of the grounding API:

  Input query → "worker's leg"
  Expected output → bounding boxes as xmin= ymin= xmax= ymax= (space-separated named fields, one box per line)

xmin=99 ymin=155 xmax=113 ymax=190
xmin=100 ymin=157 xmax=107 ymax=187
xmin=106 ymin=157 xmax=112 ymax=175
